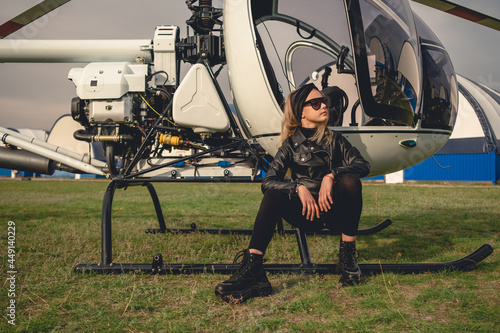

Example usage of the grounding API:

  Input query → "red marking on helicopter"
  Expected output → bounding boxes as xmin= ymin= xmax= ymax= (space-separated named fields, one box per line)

xmin=0 ymin=21 xmax=24 ymax=38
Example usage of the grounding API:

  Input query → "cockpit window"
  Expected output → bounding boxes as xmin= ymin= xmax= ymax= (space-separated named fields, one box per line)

xmin=277 ymin=0 xmax=351 ymax=49
xmin=289 ymin=46 xmax=336 ymax=86
xmin=251 ymin=0 xmax=352 ymax=101
xmin=346 ymin=0 xmax=422 ymax=126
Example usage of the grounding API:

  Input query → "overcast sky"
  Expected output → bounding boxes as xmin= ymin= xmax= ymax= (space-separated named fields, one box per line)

xmin=0 ymin=0 xmax=498 ymax=131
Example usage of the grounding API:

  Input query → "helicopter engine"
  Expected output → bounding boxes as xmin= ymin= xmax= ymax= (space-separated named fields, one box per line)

xmin=67 ymin=0 xmax=232 ymax=176
xmin=69 ymin=61 xmax=163 ymax=175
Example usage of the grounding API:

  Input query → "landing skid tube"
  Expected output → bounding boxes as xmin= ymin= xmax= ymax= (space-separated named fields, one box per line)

xmin=74 ymin=243 xmax=493 ymax=275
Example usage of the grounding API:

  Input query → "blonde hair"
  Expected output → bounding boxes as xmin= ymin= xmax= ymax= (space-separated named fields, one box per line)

xmin=280 ymin=87 xmax=334 ymax=146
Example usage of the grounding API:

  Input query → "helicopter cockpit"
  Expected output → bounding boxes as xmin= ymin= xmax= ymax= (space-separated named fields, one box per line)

xmin=225 ymin=0 xmax=458 ymax=175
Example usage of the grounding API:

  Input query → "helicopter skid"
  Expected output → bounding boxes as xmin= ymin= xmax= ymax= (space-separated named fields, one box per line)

xmin=74 ymin=243 xmax=493 ymax=275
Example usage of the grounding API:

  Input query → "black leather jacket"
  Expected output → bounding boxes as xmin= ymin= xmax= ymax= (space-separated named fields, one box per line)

xmin=262 ymin=129 xmax=370 ymax=198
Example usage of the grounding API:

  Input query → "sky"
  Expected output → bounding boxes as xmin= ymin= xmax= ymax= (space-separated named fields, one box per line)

xmin=0 ymin=0 xmax=498 ymax=131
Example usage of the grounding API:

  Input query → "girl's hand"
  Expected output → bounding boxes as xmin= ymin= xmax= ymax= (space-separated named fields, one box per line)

xmin=318 ymin=174 xmax=334 ymax=212
xmin=297 ymin=185 xmax=320 ymax=221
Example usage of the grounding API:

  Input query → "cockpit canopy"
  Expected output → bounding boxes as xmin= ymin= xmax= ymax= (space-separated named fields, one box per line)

xmin=250 ymin=0 xmax=458 ymax=130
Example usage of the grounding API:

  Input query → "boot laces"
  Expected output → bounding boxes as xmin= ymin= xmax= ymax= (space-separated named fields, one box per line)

xmin=229 ymin=250 xmax=251 ymax=279
xmin=229 ymin=249 xmax=266 ymax=280
xmin=232 ymin=249 xmax=248 ymax=265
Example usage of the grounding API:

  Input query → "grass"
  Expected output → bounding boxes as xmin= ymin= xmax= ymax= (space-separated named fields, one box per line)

xmin=0 ymin=179 xmax=498 ymax=332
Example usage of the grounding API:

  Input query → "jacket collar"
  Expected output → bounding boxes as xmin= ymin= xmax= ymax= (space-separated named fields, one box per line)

xmin=289 ymin=128 xmax=336 ymax=150
xmin=290 ymin=128 xmax=308 ymax=149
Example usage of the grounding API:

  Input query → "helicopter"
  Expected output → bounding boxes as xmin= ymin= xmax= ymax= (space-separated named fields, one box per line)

xmin=0 ymin=0 xmax=495 ymax=274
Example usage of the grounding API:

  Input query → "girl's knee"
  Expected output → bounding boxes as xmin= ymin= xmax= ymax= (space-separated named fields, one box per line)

xmin=336 ymin=173 xmax=361 ymax=194
xmin=338 ymin=173 xmax=360 ymax=184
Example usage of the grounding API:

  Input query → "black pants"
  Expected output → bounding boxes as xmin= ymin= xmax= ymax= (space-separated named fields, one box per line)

xmin=249 ymin=173 xmax=363 ymax=254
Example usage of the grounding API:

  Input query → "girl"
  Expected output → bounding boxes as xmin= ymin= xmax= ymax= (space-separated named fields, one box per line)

xmin=215 ymin=83 xmax=370 ymax=303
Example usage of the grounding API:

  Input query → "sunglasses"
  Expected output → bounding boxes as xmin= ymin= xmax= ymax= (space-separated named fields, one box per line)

xmin=303 ymin=97 xmax=327 ymax=110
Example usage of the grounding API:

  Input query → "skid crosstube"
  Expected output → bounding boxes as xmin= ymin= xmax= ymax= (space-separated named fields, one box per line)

xmin=145 ymin=218 xmax=393 ymax=236
xmin=74 ymin=243 xmax=493 ymax=275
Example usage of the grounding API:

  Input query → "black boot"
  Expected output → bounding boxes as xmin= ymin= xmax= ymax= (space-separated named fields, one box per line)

xmin=337 ymin=240 xmax=361 ymax=286
xmin=215 ymin=249 xmax=272 ymax=303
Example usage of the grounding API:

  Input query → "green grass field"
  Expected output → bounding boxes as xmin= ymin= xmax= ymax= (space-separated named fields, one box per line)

xmin=0 ymin=179 xmax=498 ymax=332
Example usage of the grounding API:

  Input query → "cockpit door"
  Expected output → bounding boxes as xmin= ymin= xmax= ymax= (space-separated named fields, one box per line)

xmin=344 ymin=0 xmax=422 ymax=126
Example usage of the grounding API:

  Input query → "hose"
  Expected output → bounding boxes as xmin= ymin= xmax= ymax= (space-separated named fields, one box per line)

xmin=73 ymin=130 xmax=134 ymax=143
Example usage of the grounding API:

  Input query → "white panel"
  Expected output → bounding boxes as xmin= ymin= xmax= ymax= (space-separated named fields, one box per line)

xmin=47 ymin=116 xmax=90 ymax=157
xmin=153 ymin=26 xmax=179 ymax=86
xmin=138 ymin=157 xmax=258 ymax=178
xmin=458 ymin=75 xmax=500 ymax=140
xmin=89 ymin=96 xmax=133 ymax=124
xmin=398 ymin=42 xmax=421 ymax=101
xmin=68 ymin=62 xmax=147 ymax=99
xmin=172 ymin=63 xmax=230 ymax=133
xmin=125 ymin=64 xmax=148 ymax=91
xmin=223 ymin=0 xmax=283 ymax=155
xmin=385 ymin=170 xmax=404 ymax=183
xmin=449 ymin=92 xmax=484 ymax=139
xmin=338 ymin=127 xmax=450 ymax=177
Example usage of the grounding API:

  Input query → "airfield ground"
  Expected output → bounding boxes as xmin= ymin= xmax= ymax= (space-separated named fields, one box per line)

xmin=0 ymin=180 xmax=498 ymax=332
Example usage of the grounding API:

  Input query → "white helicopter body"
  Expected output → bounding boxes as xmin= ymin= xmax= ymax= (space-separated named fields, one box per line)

xmin=0 ymin=0 xmax=491 ymax=179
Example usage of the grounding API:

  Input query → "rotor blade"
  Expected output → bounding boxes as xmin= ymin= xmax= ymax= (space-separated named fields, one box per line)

xmin=0 ymin=0 xmax=71 ymax=39
xmin=412 ymin=0 xmax=500 ymax=31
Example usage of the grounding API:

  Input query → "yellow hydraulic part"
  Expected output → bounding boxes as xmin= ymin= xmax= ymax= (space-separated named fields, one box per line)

xmin=159 ymin=134 xmax=184 ymax=146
